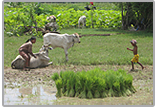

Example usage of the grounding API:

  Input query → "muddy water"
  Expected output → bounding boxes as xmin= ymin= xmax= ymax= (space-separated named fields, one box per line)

xmin=4 ymin=83 xmax=57 ymax=105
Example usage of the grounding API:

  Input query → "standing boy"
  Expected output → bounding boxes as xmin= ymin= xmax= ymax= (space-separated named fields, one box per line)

xmin=127 ymin=39 xmax=145 ymax=71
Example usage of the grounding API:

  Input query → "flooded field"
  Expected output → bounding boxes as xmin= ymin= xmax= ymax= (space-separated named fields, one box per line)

xmin=4 ymin=83 xmax=57 ymax=105
xmin=3 ymin=65 xmax=154 ymax=105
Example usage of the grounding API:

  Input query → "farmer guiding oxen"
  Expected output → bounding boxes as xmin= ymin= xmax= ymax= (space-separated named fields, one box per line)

xmin=40 ymin=33 xmax=81 ymax=61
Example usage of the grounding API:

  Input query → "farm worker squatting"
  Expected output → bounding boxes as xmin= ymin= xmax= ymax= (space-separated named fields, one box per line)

xmin=18 ymin=36 xmax=37 ymax=71
xmin=127 ymin=39 xmax=145 ymax=71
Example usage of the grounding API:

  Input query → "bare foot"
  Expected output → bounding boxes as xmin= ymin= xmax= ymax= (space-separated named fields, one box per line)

xmin=22 ymin=68 xmax=27 ymax=71
xmin=22 ymin=67 xmax=30 ymax=71
xmin=142 ymin=67 xmax=145 ymax=70
xmin=130 ymin=69 xmax=134 ymax=71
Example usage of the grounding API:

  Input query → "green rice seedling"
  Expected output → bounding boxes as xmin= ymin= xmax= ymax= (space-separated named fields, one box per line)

xmin=98 ymin=79 xmax=107 ymax=97
xmin=60 ymin=71 xmax=71 ymax=95
xmin=94 ymin=90 xmax=100 ymax=98
xmin=85 ymin=77 xmax=93 ymax=99
xmin=92 ymin=77 xmax=103 ymax=98
xmin=101 ymin=91 xmax=108 ymax=98
xmin=105 ymin=70 xmax=116 ymax=97
xmin=86 ymin=90 xmax=93 ymax=99
xmin=68 ymin=71 xmax=76 ymax=97
xmin=51 ymin=72 xmax=59 ymax=81
xmin=74 ymin=73 xmax=81 ymax=97
xmin=113 ymin=81 xmax=121 ymax=97
xmin=116 ymin=72 xmax=127 ymax=96
xmin=125 ymin=89 xmax=132 ymax=96
xmin=59 ymin=71 xmax=66 ymax=94
xmin=64 ymin=80 xmax=70 ymax=96
xmin=60 ymin=71 xmax=77 ymax=97
xmin=55 ymin=78 xmax=62 ymax=97
xmin=130 ymin=86 xmax=137 ymax=93
xmin=78 ymin=71 xmax=88 ymax=98
xmin=78 ymin=90 xmax=87 ymax=99
xmin=69 ymin=88 xmax=75 ymax=97
xmin=124 ymin=74 xmax=133 ymax=88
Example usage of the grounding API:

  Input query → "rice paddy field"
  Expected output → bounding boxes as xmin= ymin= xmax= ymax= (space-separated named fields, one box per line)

xmin=3 ymin=28 xmax=154 ymax=105
xmin=3 ymin=1 xmax=154 ymax=105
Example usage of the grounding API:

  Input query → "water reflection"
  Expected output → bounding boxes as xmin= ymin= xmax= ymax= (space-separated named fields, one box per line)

xmin=4 ymin=85 xmax=57 ymax=105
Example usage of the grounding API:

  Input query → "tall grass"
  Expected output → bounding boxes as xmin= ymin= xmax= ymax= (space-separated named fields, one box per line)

xmin=4 ymin=28 xmax=153 ymax=67
xmin=51 ymin=68 xmax=136 ymax=98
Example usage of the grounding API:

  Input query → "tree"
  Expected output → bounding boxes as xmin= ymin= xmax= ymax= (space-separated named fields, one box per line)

xmin=115 ymin=2 xmax=153 ymax=31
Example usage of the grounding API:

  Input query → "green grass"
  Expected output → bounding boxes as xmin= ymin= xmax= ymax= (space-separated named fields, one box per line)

xmin=4 ymin=28 xmax=153 ymax=67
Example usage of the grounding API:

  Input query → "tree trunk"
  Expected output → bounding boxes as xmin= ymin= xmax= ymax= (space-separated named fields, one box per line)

xmin=121 ymin=3 xmax=124 ymax=30
xmin=91 ymin=6 xmax=94 ymax=28
xmin=126 ymin=2 xmax=129 ymax=29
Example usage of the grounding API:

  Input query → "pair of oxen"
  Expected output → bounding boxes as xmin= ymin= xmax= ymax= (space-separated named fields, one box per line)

xmin=11 ymin=32 xmax=81 ymax=69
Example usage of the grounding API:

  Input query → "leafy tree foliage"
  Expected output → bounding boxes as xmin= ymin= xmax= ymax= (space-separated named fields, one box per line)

xmin=4 ymin=2 xmax=153 ymax=37
xmin=115 ymin=2 xmax=153 ymax=31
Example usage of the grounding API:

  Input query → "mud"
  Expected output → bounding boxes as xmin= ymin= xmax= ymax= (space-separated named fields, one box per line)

xmin=3 ymin=65 xmax=154 ymax=105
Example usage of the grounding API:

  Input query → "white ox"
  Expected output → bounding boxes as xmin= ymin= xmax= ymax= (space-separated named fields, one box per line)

xmin=78 ymin=15 xmax=86 ymax=28
xmin=40 ymin=33 xmax=81 ymax=61
xmin=11 ymin=48 xmax=52 ymax=69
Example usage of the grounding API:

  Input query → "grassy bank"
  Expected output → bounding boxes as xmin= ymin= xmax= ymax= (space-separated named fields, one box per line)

xmin=4 ymin=28 xmax=153 ymax=67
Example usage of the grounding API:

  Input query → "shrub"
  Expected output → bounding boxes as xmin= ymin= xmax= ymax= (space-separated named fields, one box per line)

xmin=52 ymin=68 xmax=136 ymax=98
xmin=4 ymin=3 xmax=122 ymax=37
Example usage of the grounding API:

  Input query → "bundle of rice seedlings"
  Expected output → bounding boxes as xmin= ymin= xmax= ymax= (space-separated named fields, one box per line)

xmin=78 ymin=90 xmax=86 ymax=99
xmin=55 ymin=78 xmax=62 ymax=97
xmin=98 ymin=79 xmax=107 ymax=98
xmin=85 ymin=77 xmax=93 ymax=99
xmin=51 ymin=68 xmax=136 ymax=98
xmin=105 ymin=71 xmax=116 ymax=96
xmin=51 ymin=72 xmax=59 ymax=81
xmin=68 ymin=71 xmax=76 ymax=97
xmin=64 ymin=80 xmax=70 ymax=96
xmin=124 ymin=74 xmax=133 ymax=88
xmin=92 ymin=77 xmax=101 ymax=98
xmin=94 ymin=90 xmax=100 ymax=98
xmin=113 ymin=81 xmax=121 ymax=97
xmin=78 ymin=71 xmax=87 ymax=98
xmin=60 ymin=71 xmax=72 ymax=95
xmin=101 ymin=91 xmax=108 ymax=98
xmin=75 ymin=75 xmax=81 ymax=97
